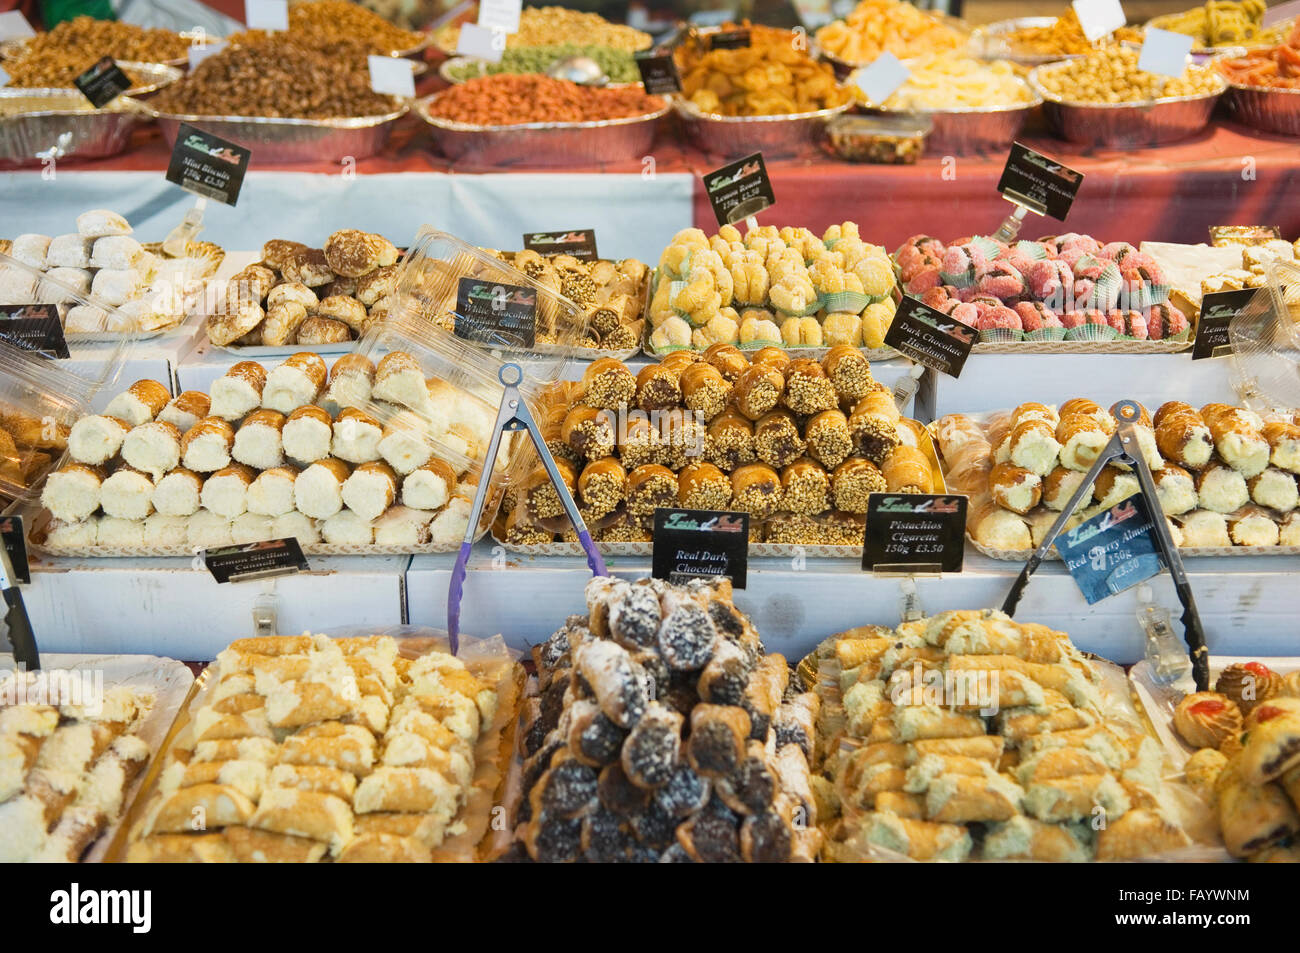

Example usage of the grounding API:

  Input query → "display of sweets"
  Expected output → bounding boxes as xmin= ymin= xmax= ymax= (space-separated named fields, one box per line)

xmin=504 ymin=576 xmax=822 ymax=862
xmin=648 ymin=223 xmax=898 ymax=353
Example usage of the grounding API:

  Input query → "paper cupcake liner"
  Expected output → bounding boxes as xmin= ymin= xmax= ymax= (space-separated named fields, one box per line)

xmin=773 ymin=296 xmax=826 ymax=318
xmin=979 ymin=327 xmax=1025 ymax=343
xmin=940 ymin=267 xmax=976 ymax=289
xmin=821 ymin=290 xmax=872 ymax=314
xmin=1024 ymin=326 xmax=1069 ymax=342
xmin=1124 ymin=283 xmax=1171 ymax=310
xmin=969 ymin=236 xmax=1003 ymax=261
xmin=1065 ymin=323 xmax=1120 ymax=341
xmin=1012 ymin=240 xmax=1049 ymax=261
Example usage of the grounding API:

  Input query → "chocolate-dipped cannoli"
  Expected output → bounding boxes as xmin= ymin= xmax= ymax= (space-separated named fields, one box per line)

xmin=732 ymin=363 xmax=785 ymax=421
xmin=677 ymin=461 xmax=731 ymax=510
xmin=780 ymin=458 xmax=831 ymax=515
xmin=621 ymin=702 xmax=683 ymax=789
xmin=701 ymin=342 xmax=750 ymax=382
xmin=578 ymin=458 xmax=627 ymax=520
xmin=687 ymin=704 xmax=751 ymax=778
xmin=597 ymin=761 xmax=650 ymax=816
xmin=704 ymin=410 xmax=755 ymax=473
xmin=781 ymin=358 xmax=838 ymax=416
xmin=635 ymin=361 xmax=681 ymax=413
xmin=849 ymin=389 xmax=901 ymax=464
xmin=831 ymin=457 xmax=886 ymax=513
xmin=754 ymin=409 xmax=805 ymax=469
xmin=716 ymin=740 xmax=777 ymax=815
xmin=626 ymin=463 xmax=678 ymax=521
xmin=575 ymin=639 xmax=649 ymax=728
xmin=561 ymin=405 xmax=616 ymax=461
xmin=680 ymin=362 xmax=732 ymax=420
xmin=657 ymin=601 xmax=718 ymax=671
xmin=578 ymin=358 xmax=636 ymax=410
xmin=729 ymin=462 xmax=781 ymax=520
xmin=805 ymin=409 xmax=854 ymax=470
xmin=823 ymin=344 xmax=874 ymax=403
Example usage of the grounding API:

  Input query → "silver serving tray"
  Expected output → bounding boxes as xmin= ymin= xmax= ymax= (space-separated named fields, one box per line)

xmin=1028 ymin=62 xmax=1226 ymax=147
xmin=0 ymin=59 xmax=182 ymax=94
xmin=674 ymin=97 xmax=851 ymax=158
xmin=1222 ymin=82 xmax=1300 ymax=137
xmin=437 ymin=55 xmax=635 ymax=87
xmin=970 ymin=17 xmax=1087 ymax=66
xmin=0 ymin=34 xmax=212 ymax=67
xmin=144 ymin=102 xmax=408 ymax=164
xmin=0 ymin=89 xmax=151 ymax=167
xmin=416 ymin=92 xmax=668 ymax=167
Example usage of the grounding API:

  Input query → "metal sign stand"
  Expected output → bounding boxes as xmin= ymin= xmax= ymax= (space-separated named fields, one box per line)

xmin=0 ymin=538 xmax=37 ymax=670
xmin=1000 ymin=399 xmax=1210 ymax=690
xmin=448 ymin=362 xmax=609 ymax=653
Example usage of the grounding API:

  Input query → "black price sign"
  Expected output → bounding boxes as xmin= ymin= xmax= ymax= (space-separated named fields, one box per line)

xmin=0 ymin=516 xmax=30 ymax=586
xmin=74 ymin=56 xmax=131 ymax=108
xmin=703 ymin=152 xmax=775 ymax=226
xmin=0 ymin=304 xmax=69 ymax=359
xmin=453 ymin=276 xmax=537 ymax=349
xmin=205 ymin=537 xmax=308 ymax=583
xmin=708 ymin=28 xmax=751 ymax=49
xmin=1056 ymin=494 xmax=1163 ymax=606
xmin=863 ymin=494 xmax=966 ymax=574
xmin=523 ymin=229 xmax=598 ymax=261
xmin=1192 ymin=288 xmax=1257 ymax=360
xmin=997 ymin=142 xmax=1084 ymax=220
xmin=652 ymin=508 xmax=749 ymax=589
xmin=884 ymin=297 xmax=977 ymax=378
xmin=165 ymin=123 xmax=251 ymax=207
xmin=634 ymin=50 xmax=682 ymax=95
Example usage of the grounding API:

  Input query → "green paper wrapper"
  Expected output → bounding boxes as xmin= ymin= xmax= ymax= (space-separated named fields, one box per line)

xmin=979 ymin=327 xmax=1025 ymax=344
xmin=1012 ymin=240 xmax=1049 ymax=261
xmin=1024 ymin=326 xmax=1069 ymax=342
xmin=821 ymin=290 xmax=871 ymax=314
xmin=1065 ymin=323 xmax=1120 ymax=342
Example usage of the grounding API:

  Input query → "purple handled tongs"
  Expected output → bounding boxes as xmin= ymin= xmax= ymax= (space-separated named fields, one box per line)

xmin=447 ymin=362 xmax=608 ymax=653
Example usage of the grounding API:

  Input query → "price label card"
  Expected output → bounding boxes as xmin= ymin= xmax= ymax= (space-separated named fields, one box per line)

xmin=863 ymin=494 xmax=967 ymax=574
xmin=1192 ymin=288 xmax=1257 ymax=360
xmin=454 ymin=276 xmax=536 ymax=348
xmin=708 ymin=29 xmax=751 ymax=50
xmin=0 ymin=516 xmax=30 ymax=586
xmin=1071 ymin=0 xmax=1126 ymax=43
xmin=368 ymin=55 xmax=416 ymax=97
xmin=523 ymin=229 xmax=597 ymax=260
xmin=635 ymin=50 xmax=682 ymax=95
xmin=188 ymin=40 xmax=226 ymax=70
xmin=998 ymin=142 xmax=1084 ymax=220
xmin=74 ymin=57 xmax=131 ymax=109
xmin=245 ymin=0 xmax=289 ymax=31
xmin=165 ymin=123 xmax=251 ymax=206
xmin=1057 ymin=494 xmax=1163 ymax=605
xmin=703 ymin=152 xmax=775 ymax=226
xmin=884 ymin=297 xmax=977 ymax=378
xmin=477 ymin=0 xmax=521 ymax=35
xmin=1138 ymin=27 xmax=1194 ymax=78
xmin=456 ymin=22 xmax=505 ymax=63
xmin=652 ymin=508 xmax=749 ymax=588
xmin=0 ymin=11 xmax=36 ymax=41
xmin=791 ymin=0 xmax=834 ymax=30
xmin=205 ymin=538 xmax=308 ymax=583
xmin=853 ymin=51 xmax=909 ymax=105
xmin=0 ymin=304 xmax=70 ymax=359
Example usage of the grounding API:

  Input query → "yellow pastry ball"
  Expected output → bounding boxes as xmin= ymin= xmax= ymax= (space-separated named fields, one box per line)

xmin=822 ymin=311 xmax=863 ymax=346
xmin=854 ymin=258 xmax=896 ymax=297
xmin=692 ymin=311 xmax=740 ymax=349
xmin=650 ymin=315 xmax=692 ymax=352
xmin=780 ymin=315 xmax=823 ymax=347
xmin=861 ymin=302 xmax=894 ymax=348
xmin=739 ymin=315 xmax=782 ymax=347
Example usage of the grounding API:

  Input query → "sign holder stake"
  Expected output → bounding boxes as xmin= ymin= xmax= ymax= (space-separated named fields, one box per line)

xmin=448 ymin=362 xmax=608 ymax=653
xmin=0 ymin=535 xmax=37 ymax=671
xmin=1001 ymin=399 xmax=1209 ymax=690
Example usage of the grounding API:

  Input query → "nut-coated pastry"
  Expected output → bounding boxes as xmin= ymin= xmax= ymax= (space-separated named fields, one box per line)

xmin=677 ymin=462 xmax=732 ymax=510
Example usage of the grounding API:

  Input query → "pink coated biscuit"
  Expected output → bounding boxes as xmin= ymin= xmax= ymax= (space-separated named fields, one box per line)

xmin=975 ymin=262 xmax=1026 ymax=301
xmin=950 ymin=302 xmax=980 ymax=326
xmin=978 ymin=306 xmax=1022 ymax=331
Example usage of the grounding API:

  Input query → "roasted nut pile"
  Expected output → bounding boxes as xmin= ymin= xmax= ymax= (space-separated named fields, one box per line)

xmin=1035 ymin=46 xmax=1223 ymax=103
xmin=286 ymin=0 xmax=424 ymax=54
xmin=436 ymin=5 xmax=651 ymax=52
xmin=426 ymin=75 xmax=664 ymax=125
xmin=444 ymin=44 xmax=641 ymax=84
xmin=4 ymin=16 xmax=190 ymax=85
xmin=148 ymin=35 xmax=398 ymax=119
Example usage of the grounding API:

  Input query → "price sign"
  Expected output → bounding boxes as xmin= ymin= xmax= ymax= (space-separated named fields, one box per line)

xmin=863 ymin=494 xmax=967 ymax=574
xmin=635 ymin=50 xmax=681 ymax=95
xmin=1138 ymin=27 xmax=1194 ymax=78
xmin=1056 ymin=494 xmax=1163 ymax=605
xmin=368 ymin=55 xmax=416 ymax=97
xmin=708 ymin=29 xmax=750 ymax=50
xmin=205 ymin=538 xmax=308 ymax=583
xmin=477 ymin=0 xmax=521 ymax=35
xmin=523 ymin=229 xmax=598 ymax=260
xmin=1072 ymin=0 xmax=1126 ymax=43
xmin=188 ymin=40 xmax=226 ymax=69
xmin=853 ymin=51 xmax=909 ymax=105
xmin=0 ymin=304 xmax=69 ymax=359
xmin=652 ymin=508 xmax=749 ymax=588
xmin=456 ymin=22 xmax=505 ymax=63
xmin=165 ymin=123 xmax=251 ymax=206
xmin=703 ymin=152 xmax=775 ymax=226
xmin=245 ymin=0 xmax=289 ymax=31
xmin=0 ymin=11 xmax=36 ymax=41
xmin=884 ymin=297 xmax=977 ymax=378
xmin=1191 ymin=288 xmax=1258 ymax=360
xmin=998 ymin=142 xmax=1084 ymax=220
xmin=0 ymin=516 xmax=30 ymax=586
xmin=453 ymin=277 xmax=536 ymax=348
xmin=74 ymin=57 xmax=131 ymax=109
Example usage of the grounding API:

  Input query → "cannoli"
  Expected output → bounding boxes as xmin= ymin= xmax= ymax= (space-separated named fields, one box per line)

xmin=732 ymin=363 xmax=785 ymax=421
xmin=1023 ymin=773 xmax=1130 ymax=823
xmin=157 ymin=391 xmax=211 ymax=434
xmin=210 ymin=362 xmax=267 ymax=422
xmin=240 ymin=465 xmax=298 ymax=518
xmin=221 ymin=825 xmax=328 ymax=863
xmin=324 ymin=354 xmax=375 ymax=411
xmin=339 ymin=460 xmax=398 ymax=522
xmin=1217 ymin=762 xmax=1300 ymax=857
xmin=851 ymin=812 xmax=972 ymax=861
xmin=40 ymin=463 xmax=105 ymax=523
xmin=279 ymin=405 xmax=332 ymax=465
xmin=780 ymin=458 xmax=831 ymax=515
xmin=201 ymin=464 xmax=257 ymax=520
xmin=883 ymin=445 xmax=933 ymax=494
xmin=229 ymin=409 xmax=286 ymax=470
xmin=142 ymin=783 xmax=256 ymax=834
xmin=575 ymin=639 xmax=649 ymax=729
xmin=1196 ymin=461 xmax=1250 ymax=514
xmin=372 ymin=352 xmax=428 ymax=413
xmin=1229 ymin=505 xmax=1280 ymax=547
xmin=232 ymin=512 xmax=275 ymax=542
xmin=126 ymin=833 xmax=236 ymax=863
xmin=181 ymin=416 xmax=236 ymax=473
xmin=246 ymin=787 xmax=353 ymax=854
xmin=1055 ymin=413 xmax=1111 ymax=471
xmin=621 ymin=702 xmax=683 ymax=789
xmin=103 ymin=379 xmax=170 ymax=427
xmin=578 ymin=458 xmax=628 ymax=519
xmin=98 ymin=466 xmax=154 ymax=520
xmin=1154 ymin=402 xmax=1213 ymax=469
xmin=625 ymin=463 xmax=678 ymax=520
xmin=849 ymin=390 xmax=901 ymax=465
xmin=1248 ymin=468 xmax=1299 ymax=513
xmin=1262 ymin=421 xmax=1300 ymax=474
xmin=376 ymin=411 xmax=432 ymax=475
xmin=1178 ymin=508 xmax=1231 ymax=546
xmin=561 ymin=405 xmax=616 ymax=462
xmin=294 ymin=458 xmax=351 ymax=520
xmin=402 ymin=457 xmax=458 ymax=512
xmin=185 ymin=510 xmax=233 ymax=549
xmin=67 ymin=414 xmax=130 ymax=466
xmin=983 ymin=815 xmax=1091 ymax=862
xmin=989 ymin=462 xmax=1041 ymax=515
xmin=263 ymin=352 xmax=328 ymax=415
xmin=1202 ymin=404 xmax=1270 ymax=477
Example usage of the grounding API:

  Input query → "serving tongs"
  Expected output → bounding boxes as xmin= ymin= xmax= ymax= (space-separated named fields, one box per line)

xmin=447 ymin=362 xmax=608 ymax=653
xmin=1001 ymin=399 xmax=1210 ymax=690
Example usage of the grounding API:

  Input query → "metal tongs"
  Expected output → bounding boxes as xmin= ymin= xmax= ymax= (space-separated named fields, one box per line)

xmin=1001 ymin=399 xmax=1210 ymax=691
xmin=448 ymin=362 xmax=609 ymax=653
xmin=0 ymin=536 xmax=38 ymax=671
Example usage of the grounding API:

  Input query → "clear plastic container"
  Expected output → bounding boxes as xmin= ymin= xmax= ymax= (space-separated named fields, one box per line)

xmin=0 ymin=249 xmax=136 ymax=503
xmin=385 ymin=227 xmax=591 ymax=389
xmin=825 ymin=113 xmax=931 ymax=164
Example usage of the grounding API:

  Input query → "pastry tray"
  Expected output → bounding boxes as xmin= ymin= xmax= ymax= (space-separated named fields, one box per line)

xmin=104 ymin=629 xmax=525 ymax=863
xmin=968 ymin=338 xmax=1190 ymax=354
xmin=971 ymin=540 xmax=1300 ymax=561
xmin=643 ymin=341 xmax=903 ymax=362
xmin=10 ymin=653 xmax=196 ymax=863
xmin=494 ymin=537 xmax=866 ymax=559
xmin=1129 ymin=656 xmax=1300 ymax=772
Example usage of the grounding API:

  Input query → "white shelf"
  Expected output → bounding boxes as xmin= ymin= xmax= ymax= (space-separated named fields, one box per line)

xmin=407 ymin=544 xmax=1300 ymax=664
